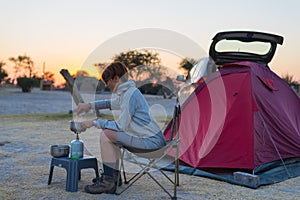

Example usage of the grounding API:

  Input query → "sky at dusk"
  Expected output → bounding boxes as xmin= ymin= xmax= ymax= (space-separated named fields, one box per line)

xmin=0 ymin=0 xmax=299 ymax=85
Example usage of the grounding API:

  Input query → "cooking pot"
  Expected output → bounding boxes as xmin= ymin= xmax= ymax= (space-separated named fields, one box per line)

xmin=70 ymin=121 xmax=86 ymax=133
xmin=50 ymin=144 xmax=70 ymax=158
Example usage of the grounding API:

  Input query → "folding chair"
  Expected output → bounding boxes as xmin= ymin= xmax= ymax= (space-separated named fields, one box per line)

xmin=115 ymin=101 xmax=181 ymax=200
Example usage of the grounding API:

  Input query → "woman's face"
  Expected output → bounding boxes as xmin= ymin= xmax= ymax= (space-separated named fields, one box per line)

xmin=106 ymin=76 xmax=120 ymax=93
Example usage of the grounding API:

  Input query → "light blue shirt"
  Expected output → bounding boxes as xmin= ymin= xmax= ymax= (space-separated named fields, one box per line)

xmin=91 ymin=80 xmax=162 ymax=138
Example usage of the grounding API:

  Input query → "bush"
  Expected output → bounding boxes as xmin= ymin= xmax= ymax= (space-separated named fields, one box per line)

xmin=17 ymin=77 xmax=40 ymax=92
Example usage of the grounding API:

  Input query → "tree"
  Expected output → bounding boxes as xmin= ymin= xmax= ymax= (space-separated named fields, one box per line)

xmin=282 ymin=74 xmax=299 ymax=94
xmin=111 ymin=49 xmax=178 ymax=97
xmin=178 ymin=57 xmax=197 ymax=79
xmin=112 ymin=49 xmax=161 ymax=80
xmin=94 ymin=62 xmax=108 ymax=82
xmin=9 ymin=55 xmax=35 ymax=79
xmin=0 ymin=61 xmax=8 ymax=84
xmin=282 ymin=74 xmax=299 ymax=85
xmin=9 ymin=55 xmax=37 ymax=92
xmin=94 ymin=50 xmax=178 ymax=97
xmin=113 ymin=49 xmax=160 ymax=69
xmin=9 ymin=56 xmax=22 ymax=83
xmin=43 ymin=71 xmax=55 ymax=83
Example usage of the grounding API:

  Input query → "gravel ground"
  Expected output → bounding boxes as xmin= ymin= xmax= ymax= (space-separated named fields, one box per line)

xmin=0 ymin=87 xmax=300 ymax=199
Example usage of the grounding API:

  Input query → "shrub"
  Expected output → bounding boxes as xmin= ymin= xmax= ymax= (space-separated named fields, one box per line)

xmin=17 ymin=77 xmax=40 ymax=92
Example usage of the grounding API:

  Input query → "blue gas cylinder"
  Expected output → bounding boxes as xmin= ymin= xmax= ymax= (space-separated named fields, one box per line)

xmin=70 ymin=137 xmax=84 ymax=160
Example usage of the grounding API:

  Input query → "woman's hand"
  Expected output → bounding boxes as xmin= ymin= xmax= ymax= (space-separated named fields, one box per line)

xmin=75 ymin=103 xmax=91 ymax=115
xmin=81 ymin=120 xmax=94 ymax=129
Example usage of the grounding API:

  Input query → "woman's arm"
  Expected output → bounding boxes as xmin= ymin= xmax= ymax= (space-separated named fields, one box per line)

xmin=81 ymin=118 xmax=120 ymax=131
xmin=76 ymin=97 xmax=121 ymax=115
xmin=93 ymin=119 xmax=121 ymax=131
xmin=92 ymin=89 xmax=137 ymax=131
xmin=90 ymin=99 xmax=111 ymax=110
xmin=91 ymin=97 xmax=121 ymax=110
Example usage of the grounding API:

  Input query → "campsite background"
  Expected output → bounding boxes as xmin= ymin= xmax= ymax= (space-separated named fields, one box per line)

xmin=0 ymin=0 xmax=300 ymax=87
xmin=1 ymin=0 xmax=300 ymax=199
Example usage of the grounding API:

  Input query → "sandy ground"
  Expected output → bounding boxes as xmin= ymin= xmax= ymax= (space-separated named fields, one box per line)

xmin=1 ymin=88 xmax=300 ymax=199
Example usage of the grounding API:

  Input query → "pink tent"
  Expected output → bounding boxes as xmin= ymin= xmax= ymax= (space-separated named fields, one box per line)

xmin=165 ymin=61 xmax=300 ymax=170
xmin=163 ymin=31 xmax=300 ymax=188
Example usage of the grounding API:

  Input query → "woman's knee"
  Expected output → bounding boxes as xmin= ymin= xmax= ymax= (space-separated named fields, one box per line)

xmin=101 ymin=129 xmax=117 ymax=143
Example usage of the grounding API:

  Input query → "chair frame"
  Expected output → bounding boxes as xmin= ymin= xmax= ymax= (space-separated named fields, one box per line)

xmin=115 ymin=101 xmax=181 ymax=200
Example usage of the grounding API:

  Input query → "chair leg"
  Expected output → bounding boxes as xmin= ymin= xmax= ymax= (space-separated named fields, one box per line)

xmin=176 ymin=158 xmax=179 ymax=186
xmin=116 ymin=156 xmax=121 ymax=188
xmin=116 ymin=166 xmax=148 ymax=195
xmin=146 ymin=172 xmax=174 ymax=199
xmin=120 ymin=149 xmax=128 ymax=184
xmin=173 ymin=145 xmax=179 ymax=200
xmin=116 ymin=144 xmax=180 ymax=199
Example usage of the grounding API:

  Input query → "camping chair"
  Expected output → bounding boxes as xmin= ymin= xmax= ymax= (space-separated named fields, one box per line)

xmin=115 ymin=101 xmax=181 ymax=200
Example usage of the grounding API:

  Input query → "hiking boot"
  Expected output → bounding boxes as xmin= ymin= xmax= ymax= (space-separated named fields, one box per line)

xmin=84 ymin=175 xmax=116 ymax=194
xmin=92 ymin=170 xmax=122 ymax=186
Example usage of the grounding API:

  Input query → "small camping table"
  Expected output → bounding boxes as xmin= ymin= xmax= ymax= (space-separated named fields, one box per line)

xmin=48 ymin=156 xmax=99 ymax=192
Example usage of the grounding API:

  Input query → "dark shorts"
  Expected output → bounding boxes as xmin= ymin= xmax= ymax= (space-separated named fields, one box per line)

xmin=115 ymin=131 xmax=166 ymax=150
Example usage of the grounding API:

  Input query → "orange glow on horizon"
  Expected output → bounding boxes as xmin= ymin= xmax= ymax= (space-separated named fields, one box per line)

xmin=4 ymin=56 xmax=300 ymax=87
xmin=2 ymin=48 xmax=300 ymax=88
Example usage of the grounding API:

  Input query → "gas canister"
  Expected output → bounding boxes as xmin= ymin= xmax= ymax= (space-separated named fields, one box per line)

xmin=70 ymin=134 xmax=84 ymax=160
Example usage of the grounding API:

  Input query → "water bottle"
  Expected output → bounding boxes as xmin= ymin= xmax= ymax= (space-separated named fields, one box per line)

xmin=70 ymin=134 xmax=84 ymax=160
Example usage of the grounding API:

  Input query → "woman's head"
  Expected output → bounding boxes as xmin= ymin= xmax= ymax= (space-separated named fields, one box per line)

xmin=102 ymin=62 xmax=128 ymax=84
xmin=102 ymin=62 xmax=128 ymax=92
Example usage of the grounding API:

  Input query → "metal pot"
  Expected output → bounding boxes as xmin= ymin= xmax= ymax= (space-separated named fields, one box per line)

xmin=70 ymin=121 xmax=86 ymax=133
xmin=50 ymin=144 xmax=70 ymax=158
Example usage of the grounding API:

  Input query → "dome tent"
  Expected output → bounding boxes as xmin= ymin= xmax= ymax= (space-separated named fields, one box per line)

xmin=164 ymin=31 xmax=300 ymax=188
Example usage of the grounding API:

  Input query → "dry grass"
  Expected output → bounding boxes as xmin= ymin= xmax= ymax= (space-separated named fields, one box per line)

xmin=1 ymin=114 xmax=300 ymax=200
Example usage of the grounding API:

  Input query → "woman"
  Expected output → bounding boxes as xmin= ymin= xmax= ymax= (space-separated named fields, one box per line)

xmin=77 ymin=61 xmax=166 ymax=194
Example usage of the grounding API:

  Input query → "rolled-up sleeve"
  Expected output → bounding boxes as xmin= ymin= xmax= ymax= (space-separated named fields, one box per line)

xmin=93 ymin=119 xmax=121 ymax=131
xmin=90 ymin=100 xmax=111 ymax=110
xmin=90 ymin=97 xmax=120 ymax=110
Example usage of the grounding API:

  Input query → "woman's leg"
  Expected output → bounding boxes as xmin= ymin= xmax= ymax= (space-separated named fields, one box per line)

xmin=100 ymin=129 xmax=120 ymax=177
xmin=100 ymin=129 xmax=120 ymax=162
xmin=84 ymin=129 xmax=120 ymax=194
